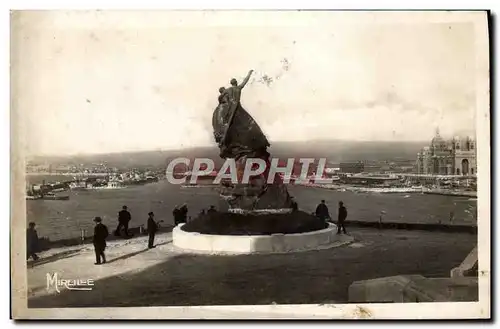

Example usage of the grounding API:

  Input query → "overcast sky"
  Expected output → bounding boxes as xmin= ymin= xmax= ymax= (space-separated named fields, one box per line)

xmin=13 ymin=11 xmax=483 ymax=156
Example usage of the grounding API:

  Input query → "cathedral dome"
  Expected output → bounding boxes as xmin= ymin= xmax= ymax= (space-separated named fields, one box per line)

xmin=431 ymin=135 xmax=445 ymax=145
xmin=431 ymin=128 xmax=448 ymax=149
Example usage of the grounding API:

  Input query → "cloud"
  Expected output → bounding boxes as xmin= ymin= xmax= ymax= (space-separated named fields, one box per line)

xmin=14 ymin=13 xmax=478 ymax=155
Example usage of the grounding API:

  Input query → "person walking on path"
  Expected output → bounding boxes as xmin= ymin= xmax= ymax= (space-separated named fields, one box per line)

xmin=315 ymin=200 xmax=330 ymax=222
xmin=26 ymin=222 xmax=40 ymax=261
xmin=93 ymin=217 xmax=109 ymax=265
xmin=147 ymin=212 xmax=158 ymax=249
xmin=337 ymin=201 xmax=348 ymax=234
xmin=115 ymin=205 xmax=132 ymax=238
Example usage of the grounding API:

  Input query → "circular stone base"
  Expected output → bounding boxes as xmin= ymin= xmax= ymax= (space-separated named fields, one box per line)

xmin=173 ymin=211 xmax=348 ymax=254
xmin=173 ymin=223 xmax=345 ymax=254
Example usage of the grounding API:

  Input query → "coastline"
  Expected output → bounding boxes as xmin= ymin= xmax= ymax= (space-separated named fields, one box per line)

xmin=26 ymin=172 xmax=477 ymax=198
xmin=297 ymin=183 xmax=477 ymax=198
xmin=177 ymin=181 xmax=477 ymax=198
xmin=26 ymin=172 xmax=109 ymax=177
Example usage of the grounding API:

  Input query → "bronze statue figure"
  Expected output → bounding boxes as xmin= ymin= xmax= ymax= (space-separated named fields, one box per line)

xmin=213 ymin=70 xmax=270 ymax=160
xmin=212 ymin=70 xmax=292 ymax=212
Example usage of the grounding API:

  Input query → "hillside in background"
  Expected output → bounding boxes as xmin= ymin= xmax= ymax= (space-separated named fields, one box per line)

xmin=27 ymin=139 xmax=425 ymax=169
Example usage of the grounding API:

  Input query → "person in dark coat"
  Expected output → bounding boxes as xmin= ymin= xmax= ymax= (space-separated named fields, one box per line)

xmin=337 ymin=201 xmax=348 ymax=234
xmin=173 ymin=205 xmax=181 ymax=225
xmin=93 ymin=217 xmax=109 ymax=265
xmin=315 ymin=200 xmax=330 ymax=222
xmin=115 ymin=205 xmax=131 ymax=238
xmin=147 ymin=212 xmax=158 ymax=249
xmin=26 ymin=222 xmax=40 ymax=261
xmin=291 ymin=197 xmax=298 ymax=212
xmin=180 ymin=204 xmax=188 ymax=223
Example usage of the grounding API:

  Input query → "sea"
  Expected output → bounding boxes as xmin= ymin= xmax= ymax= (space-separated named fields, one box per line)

xmin=26 ymin=175 xmax=478 ymax=241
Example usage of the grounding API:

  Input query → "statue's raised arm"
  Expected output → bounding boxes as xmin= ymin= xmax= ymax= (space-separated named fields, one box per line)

xmin=238 ymin=70 xmax=254 ymax=89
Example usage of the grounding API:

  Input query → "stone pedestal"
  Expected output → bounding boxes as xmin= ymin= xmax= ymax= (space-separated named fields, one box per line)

xmin=349 ymin=275 xmax=478 ymax=303
xmin=451 ymin=245 xmax=478 ymax=278
xmin=219 ymin=155 xmax=293 ymax=212
xmin=348 ymin=245 xmax=479 ymax=303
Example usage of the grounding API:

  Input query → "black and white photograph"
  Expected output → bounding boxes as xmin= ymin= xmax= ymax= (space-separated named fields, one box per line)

xmin=10 ymin=10 xmax=490 ymax=319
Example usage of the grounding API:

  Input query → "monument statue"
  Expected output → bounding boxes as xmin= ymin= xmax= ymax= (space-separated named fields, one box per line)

xmin=212 ymin=70 xmax=293 ymax=212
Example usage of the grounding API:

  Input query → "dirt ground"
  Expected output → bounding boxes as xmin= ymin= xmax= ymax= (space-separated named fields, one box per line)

xmin=28 ymin=228 xmax=476 ymax=308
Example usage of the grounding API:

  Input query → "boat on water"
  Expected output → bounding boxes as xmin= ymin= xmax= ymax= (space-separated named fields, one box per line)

xmin=89 ymin=185 xmax=126 ymax=190
xmin=51 ymin=187 xmax=68 ymax=193
xmin=306 ymin=184 xmax=424 ymax=194
xmin=69 ymin=181 xmax=87 ymax=190
xmin=26 ymin=192 xmax=69 ymax=200
xmin=84 ymin=181 xmax=126 ymax=190
xmin=26 ymin=195 xmax=42 ymax=200
xmin=42 ymin=192 xmax=70 ymax=200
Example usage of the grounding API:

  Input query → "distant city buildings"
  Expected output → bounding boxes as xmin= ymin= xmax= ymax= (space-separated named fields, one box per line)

xmin=339 ymin=162 xmax=365 ymax=173
xmin=26 ymin=161 xmax=120 ymax=175
xmin=416 ymin=128 xmax=476 ymax=176
xmin=25 ymin=164 xmax=51 ymax=173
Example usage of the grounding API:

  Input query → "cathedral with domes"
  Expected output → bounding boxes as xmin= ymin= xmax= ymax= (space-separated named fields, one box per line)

xmin=416 ymin=128 xmax=477 ymax=176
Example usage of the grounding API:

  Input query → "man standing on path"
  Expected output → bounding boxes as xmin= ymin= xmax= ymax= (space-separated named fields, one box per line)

xmin=147 ymin=212 xmax=158 ymax=249
xmin=93 ymin=217 xmax=109 ymax=265
xmin=180 ymin=203 xmax=188 ymax=223
xmin=115 ymin=205 xmax=132 ymax=238
xmin=315 ymin=200 xmax=330 ymax=222
xmin=173 ymin=205 xmax=181 ymax=225
xmin=449 ymin=210 xmax=455 ymax=223
xmin=337 ymin=201 xmax=348 ymax=234
xmin=26 ymin=222 xmax=40 ymax=261
xmin=291 ymin=197 xmax=298 ymax=212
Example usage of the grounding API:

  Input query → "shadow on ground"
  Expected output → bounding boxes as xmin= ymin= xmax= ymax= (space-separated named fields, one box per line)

xmin=106 ymin=240 xmax=172 ymax=264
xmin=28 ymin=249 xmax=83 ymax=268
xmin=28 ymin=229 xmax=477 ymax=308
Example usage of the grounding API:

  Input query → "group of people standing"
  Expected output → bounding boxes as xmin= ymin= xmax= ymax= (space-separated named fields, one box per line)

xmin=172 ymin=204 xmax=188 ymax=225
xmin=28 ymin=198 xmax=349 ymax=266
xmin=26 ymin=204 xmax=173 ymax=266
xmin=315 ymin=200 xmax=349 ymax=234
xmin=94 ymin=204 xmax=196 ymax=264
xmin=199 ymin=205 xmax=218 ymax=216
xmin=93 ymin=205 xmax=165 ymax=265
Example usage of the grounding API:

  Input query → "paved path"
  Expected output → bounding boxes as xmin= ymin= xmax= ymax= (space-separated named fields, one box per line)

xmin=27 ymin=228 xmax=476 ymax=307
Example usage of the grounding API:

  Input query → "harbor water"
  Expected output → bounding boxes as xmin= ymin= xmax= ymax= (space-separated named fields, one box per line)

xmin=26 ymin=178 xmax=477 ymax=242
